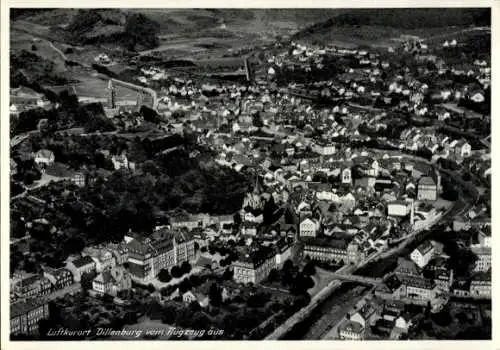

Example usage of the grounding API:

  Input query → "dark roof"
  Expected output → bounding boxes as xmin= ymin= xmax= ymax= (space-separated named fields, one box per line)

xmin=11 ymin=298 xmax=46 ymax=319
xmin=418 ymin=176 xmax=436 ymax=186
xmin=303 ymin=236 xmax=348 ymax=249
xmin=72 ymin=255 xmax=95 ymax=268
xmin=415 ymin=240 xmax=433 ymax=256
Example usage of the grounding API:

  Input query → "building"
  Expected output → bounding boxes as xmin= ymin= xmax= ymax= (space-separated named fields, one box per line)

xmin=243 ymin=173 xmax=264 ymax=210
xmin=107 ymin=79 xmax=116 ymax=109
xmin=10 ymin=299 xmax=50 ymax=336
xmin=387 ymin=201 xmax=411 ymax=217
xmin=92 ymin=266 xmax=132 ymax=297
xmin=470 ymin=273 xmax=491 ymax=299
xmin=471 ymin=246 xmax=491 ymax=272
xmin=410 ymin=241 xmax=435 ymax=268
xmin=274 ymin=238 xmax=292 ymax=267
xmin=232 ymin=247 xmax=276 ymax=285
xmin=33 ymin=149 xmax=55 ymax=168
xmin=478 ymin=229 xmax=492 ymax=248
xmin=338 ymin=320 xmax=365 ymax=340
xmin=350 ymin=302 xmax=378 ymax=328
xmin=72 ymin=172 xmax=86 ymax=187
xmin=342 ymin=168 xmax=352 ymax=184
xmin=299 ymin=217 xmax=320 ymax=237
xmin=12 ymin=275 xmax=52 ymax=299
xmin=417 ymin=176 xmax=437 ymax=201
xmin=313 ymin=142 xmax=336 ymax=156
xmin=182 ymin=290 xmax=209 ymax=307
xmin=66 ymin=256 xmax=97 ymax=282
xmin=401 ymin=275 xmax=436 ymax=302
xmin=43 ymin=267 xmax=74 ymax=290
xmin=126 ymin=229 xmax=195 ymax=283
xmin=111 ymin=154 xmax=130 ymax=171
xmin=83 ymin=247 xmax=117 ymax=273
xmin=303 ymin=237 xmax=349 ymax=264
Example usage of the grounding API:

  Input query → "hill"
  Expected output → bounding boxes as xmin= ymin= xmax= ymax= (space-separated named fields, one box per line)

xmin=292 ymin=8 xmax=490 ymax=47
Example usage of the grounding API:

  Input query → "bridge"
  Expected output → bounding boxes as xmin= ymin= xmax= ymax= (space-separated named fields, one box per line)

xmin=326 ymin=273 xmax=384 ymax=287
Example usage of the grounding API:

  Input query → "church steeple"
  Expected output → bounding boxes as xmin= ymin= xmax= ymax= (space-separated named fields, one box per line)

xmin=253 ymin=171 xmax=262 ymax=195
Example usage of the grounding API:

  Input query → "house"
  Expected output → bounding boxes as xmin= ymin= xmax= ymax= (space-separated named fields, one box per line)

xmin=66 ymin=256 xmax=97 ymax=282
xmin=241 ymin=222 xmax=258 ymax=236
xmin=400 ymin=275 xmax=437 ymax=301
xmin=338 ymin=320 xmax=364 ymax=340
xmin=33 ymin=149 xmax=55 ymax=168
xmin=469 ymin=274 xmax=491 ymax=299
xmin=83 ymin=247 xmax=117 ymax=273
xmin=43 ymin=267 xmax=74 ymax=290
xmin=471 ymin=246 xmax=491 ymax=272
xmin=410 ymin=241 xmax=435 ymax=268
xmin=92 ymin=266 xmax=132 ymax=297
xmin=182 ymin=290 xmax=209 ymax=307
xmin=72 ymin=172 xmax=86 ymax=187
xmin=341 ymin=168 xmax=352 ymax=184
xmin=417 ymin=176 xmax=437 ymax=201
xmin=454 ymin=140 xmax=472 ymax=158
xmin=299 ymin=217 xmax=320 ymax=237
xmin=111 ymin=154 xmax=130 ymax=170
xmin=391 ymin=313 xmax=412 ymax=339
xmin=478 ymin=229 xmax=491 ymax=247
xmin=313 ymin=142 xmax=336 ymax=156
xmin=350 ymin=302 xmax=378 ymax=328
xmin=394 ymin=257 xmax=420 ymax=277
xmin=232 ymin=247 xmax=276 ymax=285
xmin=12 ymin=274 xmax=52 ymax=298
xmin=387 ymin=200 xmax=411 ymax=217
xmin=10 ymin=298 xmax=50 ymax=336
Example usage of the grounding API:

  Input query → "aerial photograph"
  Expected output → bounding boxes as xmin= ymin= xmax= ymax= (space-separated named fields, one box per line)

xmin=8 ymin=8 xmax=491 ymax=341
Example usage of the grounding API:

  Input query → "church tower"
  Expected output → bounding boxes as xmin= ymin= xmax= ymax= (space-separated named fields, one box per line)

xmin=135 ymin=92 xmax=144 ymax=112
xmin=243 ymin=171 xmax=263 ymax=210
xmin=107 ymin=80 xmax=116 ymax=109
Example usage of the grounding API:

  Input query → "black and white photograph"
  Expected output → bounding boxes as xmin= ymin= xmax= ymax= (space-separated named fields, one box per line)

xmin=4 ymin=5 xmax=492 ymax=343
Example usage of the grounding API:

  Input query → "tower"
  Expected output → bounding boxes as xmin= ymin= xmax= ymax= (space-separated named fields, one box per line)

xmin=135 ymin=92 xmax=144 ymax=112
xmin=410 ymin=199 xmax=415 ymax=225
xmin=107 ymin=80 xmax=116 ymax=109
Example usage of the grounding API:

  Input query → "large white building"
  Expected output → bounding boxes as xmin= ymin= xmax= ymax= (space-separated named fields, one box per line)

xmin=126 ymin=229 xmax=195 ymax=283
xmin=299 ymin=217 xmax=320 ymax=237
xmin=410 ymin=241 xmax=434 ymax=268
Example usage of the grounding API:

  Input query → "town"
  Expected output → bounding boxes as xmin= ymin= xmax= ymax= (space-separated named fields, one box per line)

xmin=8 ymin=8 xmax=491 ymax=341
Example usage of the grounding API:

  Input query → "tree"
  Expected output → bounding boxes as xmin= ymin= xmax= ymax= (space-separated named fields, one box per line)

xmin=222 ymin=267 xmax=234 ymax=280
xmin=208 ymin=282 xmax=222 ymax=306
xmin=303 ymin=260 xmax=316 ymax=276
xmin=181 ymin=261 xmax=192 ymax=274
xmin=80 ymin=271 xmax=97 ymax=291
xmin=178 ymin=278 xmax=192 ymax=294
xmin=283 ymin=259 xmax=294 ymax=273
xmin=171 ymin=265 xmax=182 ymax=279
xmin=425 ymin=301 xmax=431 ymax=319
xmin=162 ymin=304 xmax=178 ymax=324
xmin=268 ymin=268 xmax=279 ymax=282
xmin=158 ymin=269 xmax=172 ymax=283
